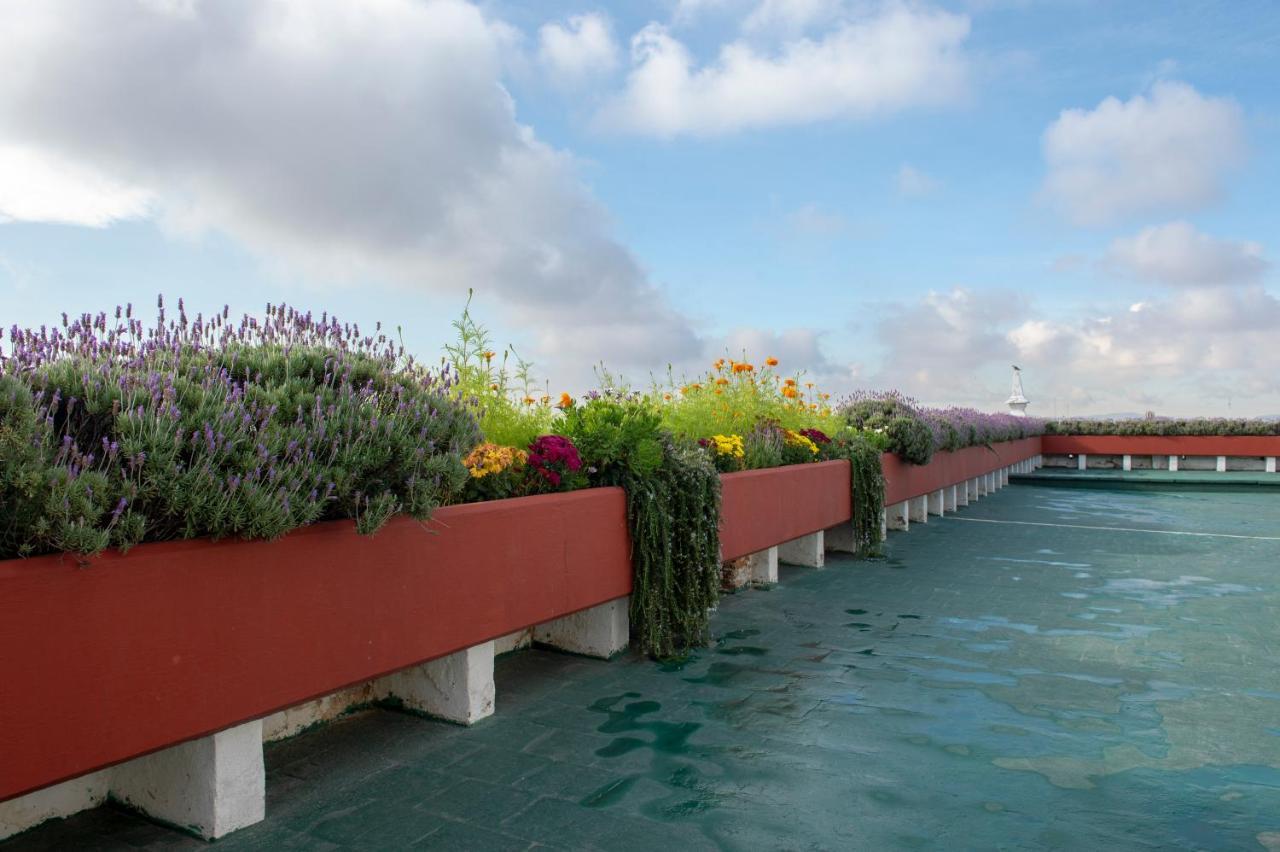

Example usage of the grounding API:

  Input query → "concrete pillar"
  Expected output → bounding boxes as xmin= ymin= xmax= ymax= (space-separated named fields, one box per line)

xmin=743 ymin=546 xmax=778 ymax=583
xmin=1216 ymin=455 xmax=1227 ymax=472
xmin=1000 ymin=467 xmax=1010 ymax=486
xmin=1267 ymin=457 xmax=1277 ymax=473
xmin=973 ymin=476 xmax=986 ymax=497
xmin=968 ymin=477 xmax=981 ymax=500
xmin=778 ymin=530 xmax=825 ymax=568
xmin=908 ymin=495 xmax=928 ymax=523
xmin=986 ymin=472 xmax=997 ymax=493
xmin=824 ymin=522 xmax=857 ymax=554
xmin=928 ymin=489 xmax=945 ymax=516
xmin=1169 ymin=455 xmax=1179 ymax=472
xmin=956 ymin=482 xmax=969 ymax=507
xmin=380 ymin=642 xmax=495 ymax=725
xmin=1077 ymin=454 xmax=1087 ymax=471
xmin=945 ymin=485 xmax=958 ymax=512
xmin=535 ymin=597 xmax=629 ymax=659
xmin=1122 ymin=454 xmax=1132 ymax=471
xmin=887 ymin=501 xmax=909 ymax=531
xmin=112 ymin=720 xmax=265 ymax=840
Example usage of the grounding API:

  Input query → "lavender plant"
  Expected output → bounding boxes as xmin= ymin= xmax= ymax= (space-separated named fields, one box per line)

xmin=0 ymin=298 xmax=479 ymax=559
xmin=1045 ymin=418 xmax=1279 ymax=436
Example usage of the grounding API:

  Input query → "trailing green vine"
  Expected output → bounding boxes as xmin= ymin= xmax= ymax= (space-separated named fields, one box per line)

xmin=822 ymin=434 xmax=885 ymax=557
xmin=561 ymin=395 xmax=722 ymax=658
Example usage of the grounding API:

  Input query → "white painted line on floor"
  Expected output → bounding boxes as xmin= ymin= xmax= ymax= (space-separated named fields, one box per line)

xmin=948 ymin=516 xmax=1280 ymax=542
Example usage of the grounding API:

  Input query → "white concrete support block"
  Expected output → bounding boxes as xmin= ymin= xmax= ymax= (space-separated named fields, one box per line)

xmin=380 ymin=642 xmax=495 ymax=725
xmin=535 ymin=597 xmax=629 ymax=660
xmin=743 ymin=546 xmax=778 ymax=584
xmin=493 ymin=628 xmax=533 ymax=656
xmin=1267 ymin=456 xmax=1277 ymax=473
xmin=985 ymin=472 xmax=997 ymax=493
xmin=1216 ymin=455 xmax=1227 ymax=472
xmin=945 ymin=485 xmax=959 ymax=511
xmin=778 ymin=530 xmax=825 ymax=568
xmin=972 ymin=476 xmax=985 ymax=497
xmin=1000 ymin=467 xmax=1010 ymax=486
xmin=1077 ymin=454 xmax=1087 ymax=471
xmin=928 ymin=489 xmax=945 ymax=517
xmin=111 ymin=720 xmax=265 ymax=841
xmin=1122 ymin=454 xmax=1132 ymax=471
xmin=0 ymin=772 xmax=111 ymax=841
xmin=1169 ymin=455 xmax=1179 ymax=472
xmin=887 ymin=501 xmax=909 ymax=531
xmin=908 ymin=495 xmax=928 ymax=523
xmin=968 ymin=477 xmax=981 ymax=500
xmin=823 ymin=522 xmax=857 ymax=554
xmin=956 ymin=482 xmax=969 ymax=507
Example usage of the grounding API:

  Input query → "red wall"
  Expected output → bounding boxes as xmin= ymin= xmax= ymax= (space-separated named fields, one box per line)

xmin=0 ymin=489 xmax=632 ymax=802
xmin=881 ymin=437 xmax=1042 ymax=505
xmin=719 ymin=460 xmax=852 ymax=561
xmin=1042 ymin=435 xmax=1280 ymax=457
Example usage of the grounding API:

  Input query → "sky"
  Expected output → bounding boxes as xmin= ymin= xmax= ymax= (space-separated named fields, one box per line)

xmin=1 ymin=0 xmax=1279 ymax=417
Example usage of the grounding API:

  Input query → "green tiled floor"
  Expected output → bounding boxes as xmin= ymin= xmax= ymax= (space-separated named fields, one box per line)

xmin=6 ymin=485 xmax=1280 ymax=850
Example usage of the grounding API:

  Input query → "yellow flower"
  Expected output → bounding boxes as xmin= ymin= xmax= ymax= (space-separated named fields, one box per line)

xmin=783 ymin=429 xmax=819 ymax=456
xmin=523 ymin=396 xmax=535 ymax=405
xmin=710 ymin=434 xmax=745 ymax=458
xmin=482 ymin=350 xmax=496 ymax=362
xmin=540 ymin=395 xmax=550 ymax=404
xmin=463 ymin=443 xmax=527 ymax=479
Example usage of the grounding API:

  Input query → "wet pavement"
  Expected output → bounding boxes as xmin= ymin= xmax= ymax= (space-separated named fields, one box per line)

xmin=6 ymin=484 xmax=1280 ymax=850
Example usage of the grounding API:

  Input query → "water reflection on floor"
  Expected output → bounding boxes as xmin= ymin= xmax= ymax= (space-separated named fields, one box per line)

xmin=6 ymin=485 xmax=1280 ymax=850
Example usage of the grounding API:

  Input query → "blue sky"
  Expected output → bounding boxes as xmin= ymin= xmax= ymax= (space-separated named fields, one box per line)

xmin=2 ymin=0 xmax=1279 ymax=415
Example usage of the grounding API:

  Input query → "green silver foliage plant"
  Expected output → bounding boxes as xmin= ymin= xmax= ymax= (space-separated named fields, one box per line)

xmin=0 ymin=298 xmax=478 ymax=559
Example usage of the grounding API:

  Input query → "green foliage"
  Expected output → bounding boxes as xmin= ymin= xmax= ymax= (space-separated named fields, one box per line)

xmin=564 ymin=395 xmax=721 ymax=658
xmin=0 ymin=304 xmax=478 ymax=558
xmin=444 ymin=291 xmax=554 ymax=448
xmin=820 ymin=432 xmax=885 ymax=556
xmin=841 ymin=397 xmax=934 ymax=465
xmin=624 ymin=436 xmax=722 ymax=659
xmin=1045 ymin=418 xmax=1280 ymax=436
xmin=742 ymin=422 xmax=784 ymax=470
xmin=558 ymin=394 xmax=664 ymax=483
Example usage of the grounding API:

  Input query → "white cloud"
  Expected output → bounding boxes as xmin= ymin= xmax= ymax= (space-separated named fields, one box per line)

xmin=537 ymin=12 xmax=618 ymax=85
xmin=1104 ymin=221 xmax=1268 ymax=287
xmin=0 ymin=144 xmax=153 ymax=227
xmin=1041 ymin=81 xmax=1246 ymax=226
xmin=742 ymin=0 xmax=844 ymax=36
xmin=598 ymin=4 xmax=970 ymax=137
xmin=785 ymin=202 xmax=850 ymax=237
xmin=895 ymin=163 xmax=938 ymax=197
xmin=0 ymin=0 xmax=699 ymax=368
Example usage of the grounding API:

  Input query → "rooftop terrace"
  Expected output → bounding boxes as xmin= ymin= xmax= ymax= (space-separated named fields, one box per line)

xmin=6 ymin=482 xmax=1278 ymax=850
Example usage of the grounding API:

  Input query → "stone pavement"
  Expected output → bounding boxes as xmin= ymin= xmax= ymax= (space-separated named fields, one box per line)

xmin=5 ymin=484 xmax=1280 ymax=850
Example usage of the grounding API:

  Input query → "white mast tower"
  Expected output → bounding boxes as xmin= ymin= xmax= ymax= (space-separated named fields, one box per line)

xmin=1006 ymin=365 xmax=1029 ymax=417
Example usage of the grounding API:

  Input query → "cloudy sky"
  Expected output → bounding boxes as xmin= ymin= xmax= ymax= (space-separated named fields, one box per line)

xmin=2 ymin=0 xmax=1278 ymax=416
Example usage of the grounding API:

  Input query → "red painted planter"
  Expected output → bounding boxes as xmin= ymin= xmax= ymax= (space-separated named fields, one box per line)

xmin=0 ymin=489 xmax=632 ymax=803
xmin=1042 ymin=435 xmax=1280 ymax=457
xmin=881 ymin=437 xmax=1041 ymax=505
xmin=718 ymin=460 xmax=852 ymax=562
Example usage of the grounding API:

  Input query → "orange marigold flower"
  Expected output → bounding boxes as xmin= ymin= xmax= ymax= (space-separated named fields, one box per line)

xmin=540 ymin=395 xmax=550 ymax=404
xmin=557 ymin=392 xmax=573 ymax=409
xmin=663 ymin=393 xmax=672 ymax=400
xmin=782 ymin=386 xmax=798 ymax=399
xmin=714 ymin=358 xmax=726 ymax=371
xmin=482 ymin=350 xmax=496 ymax=361
xmin=784 ymin=378 xmax=797 ymax=387
xmin=523 ymin=396 xmax=535 ymax=405
xmin=732 ymin=362 xmax=754 ymax=373
xmin=489 ymin=383 xmax=498 ymax=391
xmin=715 ymin=377 xmax=729 ymax=385
xmin=765 ymin=357 xmax=778 ymax=366
xmin=805 ymin=382 xmax=814 ymax=389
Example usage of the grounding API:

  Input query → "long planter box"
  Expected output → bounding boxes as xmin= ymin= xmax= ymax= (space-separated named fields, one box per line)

xmin=0 ymin=489 xmax=632 ymax=803
xmin=882 ymin=437 xmax=1041 ymax=505
xmin=1042 ymin=435 xmax=1280 ymax=457
xmin=0 ymin=436 xmax=1045 ymax=806
xmin=718 ymin=460 xmax=852 ymax=562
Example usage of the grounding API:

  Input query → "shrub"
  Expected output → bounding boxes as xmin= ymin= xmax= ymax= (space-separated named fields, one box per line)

xmin=0 ymin=300 xmax=478 ymax=558
xmin=1045 ymin=418 xmax=1279 ymax=436
xmin=840 ymin=393 xmax=935 ymax=465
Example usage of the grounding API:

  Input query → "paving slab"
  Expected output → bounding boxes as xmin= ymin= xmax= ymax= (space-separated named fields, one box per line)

xmin=4 ymin=484 xmax=1279 ymax=850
